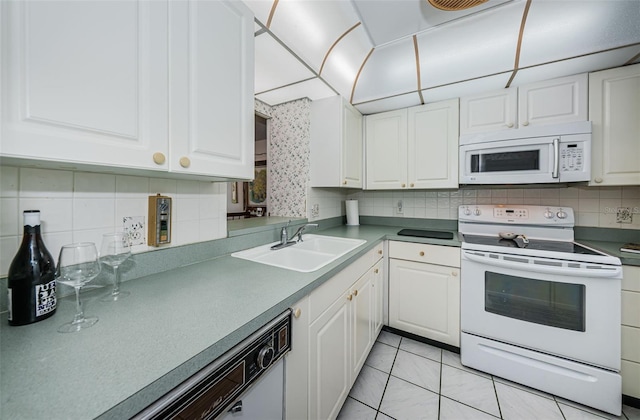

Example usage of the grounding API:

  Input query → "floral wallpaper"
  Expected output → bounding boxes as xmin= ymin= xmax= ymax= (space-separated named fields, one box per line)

xmin=268 ymin=98 xmax=311 ymax=217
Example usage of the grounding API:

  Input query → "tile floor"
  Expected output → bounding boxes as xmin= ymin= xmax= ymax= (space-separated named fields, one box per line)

xmin=338 ymin=330 xmax=640 ymax=420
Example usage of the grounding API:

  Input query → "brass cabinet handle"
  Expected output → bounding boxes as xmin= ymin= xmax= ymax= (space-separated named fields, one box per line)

xmin=374 ymin=268 xmax=379 ymax=274
xmin=353 ymin=290 xmax=358 ymax=297
xmin=293 ymin=307 xmax=302 ymax=318
xmin=153 ymin=152 xmax=166 ymax=165
xmin=410 ymin=183 xmax=414 ymax=187
xmin=378 ymin=250 xmax=383 ymax=255
xmin=347 ymin=294 xmax=353 ymax=301
xmin=343 ymin=180 xmax=347 ymax=185
xmin=401 ymin=183 xmax=406 ymax=188
xmin=179 ymin=157 xmax=191 ymax=168
xmin=419 ymin=251 xmax=425 ymax=257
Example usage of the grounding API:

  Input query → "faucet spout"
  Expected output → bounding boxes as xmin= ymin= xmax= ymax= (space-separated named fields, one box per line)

xmin=293 ymin=223 xmax=319 ymax=242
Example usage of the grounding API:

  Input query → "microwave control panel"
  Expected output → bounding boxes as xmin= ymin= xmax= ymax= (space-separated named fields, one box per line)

xmin=559 ymin=142 xmax=584 ymax=172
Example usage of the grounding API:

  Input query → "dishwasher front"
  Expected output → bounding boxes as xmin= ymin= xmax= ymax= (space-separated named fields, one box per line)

xmin=133 ymin=310 xmax=291 ymax=420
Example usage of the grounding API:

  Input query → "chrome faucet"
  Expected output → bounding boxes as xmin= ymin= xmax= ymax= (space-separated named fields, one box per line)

xmin=270 ymin=222 xmax=319 ymax=250
xmin=292 ymin=223 xmax=318 ymax=242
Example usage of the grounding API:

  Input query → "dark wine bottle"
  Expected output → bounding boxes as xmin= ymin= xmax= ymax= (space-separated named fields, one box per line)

xmin=7 ymin=210 xmax=57 ymax=326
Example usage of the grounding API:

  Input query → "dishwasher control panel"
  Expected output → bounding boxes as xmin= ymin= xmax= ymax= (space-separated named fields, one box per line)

xmin=134 ymin=310 xmax=291 ymax=420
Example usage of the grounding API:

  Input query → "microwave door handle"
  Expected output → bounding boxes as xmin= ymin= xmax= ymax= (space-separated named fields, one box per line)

xmin=552 ymin=138 xmax=560 ymax=179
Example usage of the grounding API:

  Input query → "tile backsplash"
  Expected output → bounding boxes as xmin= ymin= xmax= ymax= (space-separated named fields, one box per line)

xmin=0 ymin=166 xmax=227 ymax=277
xmin=307 ymin=185 xmax=640 ymax=230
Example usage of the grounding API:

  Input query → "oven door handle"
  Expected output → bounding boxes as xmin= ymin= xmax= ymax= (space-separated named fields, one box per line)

xmin=462 ymin=251 xmax=622 ymax=278
xmin=552 ymin=137 xmax=560 ymax=179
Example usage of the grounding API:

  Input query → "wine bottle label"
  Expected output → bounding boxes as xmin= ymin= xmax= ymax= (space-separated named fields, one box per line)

xmin=35 ymin=280 xmax=56 ymax=317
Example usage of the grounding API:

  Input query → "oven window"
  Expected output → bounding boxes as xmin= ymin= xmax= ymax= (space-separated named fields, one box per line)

xmin=471 ymin=150 xmax=540 ymax=173
xmin=485 ymin=272 xmax=585 ymax=331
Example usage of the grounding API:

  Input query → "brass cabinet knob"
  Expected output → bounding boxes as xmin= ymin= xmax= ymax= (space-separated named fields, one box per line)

xmin=293 ymin=307 xmax=302 ymax=318
xmin=347 ymin=294 xmax=353 ymax=301
xmin=452 ymin=271 xmax=458 ymax=277
xmin=522 ymin=121 xmax=529 ymax=126
xmin=353 ymin=290 xmax=358 ymax=297
xmin=594 ymin=177 xmax=603 ymax=183
xmin=179 ymin=157 xmax=191 ymax=168
xmin=419 ymin=251 xmax=425 ymax=257
xmin=343 ymin=180 xmax=347 ymax=185
xmin=506 ymin=122 xmax=514 ymax=128
xmin=410 ymin=183 xmax=414 ymax=187
xmin=374 ymin=268 xmax=379 ymax=274
xmin=378 ymin=250 xmax=383 ymax=255
xmin=401 ymin=183 xmax=406 ymax=188
xmin=152 ymin=152 xmax=166 ymax=165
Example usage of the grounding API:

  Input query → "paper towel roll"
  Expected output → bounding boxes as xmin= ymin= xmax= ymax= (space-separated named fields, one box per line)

xmin=346 ymin=200 xmax=359 ymax=226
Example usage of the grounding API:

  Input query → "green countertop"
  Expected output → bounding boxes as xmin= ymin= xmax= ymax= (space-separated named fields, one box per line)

xmin=0 ymin=224 xmax=460 ymax=420
xmin=2 ymin=221 xmax=636 ymax=420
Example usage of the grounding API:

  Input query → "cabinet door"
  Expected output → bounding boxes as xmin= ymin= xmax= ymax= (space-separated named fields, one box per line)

xmin=460 ymin=88 xmax=517 ymax=135
xmin=351 ymin=269 xmax=373 ymax=379
xmin=589 ymin=64 xmax=640 ymax=186
xmin=365 ymin=109 xmax=407 ymax=189
xmin=1 ymin=1 xmax=169 ymax=171
xmin=169 ymin=0 xmax=254 ymax=179
xmin=372 ymin=260 xmax=384 ymax=337
xmin=309 ymin=293 xmax=351 ymax=420
xmin=518 ymin=73 xmax=588 ymax=128
xmin=342 ymin=102 xmax=363 ymax=188
xmin=407 ymin=99 xmax=459 ymax=189
xmin=389 ymin=259 xmax=460 ymax=347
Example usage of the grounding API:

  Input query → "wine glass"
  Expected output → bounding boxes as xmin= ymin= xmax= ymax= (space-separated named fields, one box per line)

xmin=56 ymin=243 xmax=101 ymax=333
xmin=99 ymin=232 xmax=132 ymax=302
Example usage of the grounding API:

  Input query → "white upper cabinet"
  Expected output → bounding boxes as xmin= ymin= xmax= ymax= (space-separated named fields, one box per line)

xmin=408 ymin=99 xmax=459 ymax=189
xmin=1 ymin=0 xmax=254 ymax=180
xmin=365 ymin=108 xmax=407 ymax=190
xmin=460 ymin=73 xmax=588 ymax=135
xmin=589 ymin=63 xmax=640 ymax=186
xmin=168 ymin=0 xmax=254 ymax=179
xmin=310 ymin=96 xmax=363 ymax=188
xmin=365 ymin=99 xmax=458 ymax=190
xmin=1 ymin=1 xmax=169 ymax=171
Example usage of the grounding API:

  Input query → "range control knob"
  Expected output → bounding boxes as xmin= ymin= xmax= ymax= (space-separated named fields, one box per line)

xmin=557 ymin=210 xmax=568 ymax=219
xmin=473 ymin=208 xmax=481 ymax=216
xmin=463 ymin=207 xmax=472 ymax=216
xmin=257 ymin=345 xmax=275 ymax=370
xmin=544 ymin=208 xmax=555 ymax=219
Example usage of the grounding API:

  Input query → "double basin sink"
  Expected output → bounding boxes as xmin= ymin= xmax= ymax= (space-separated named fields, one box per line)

xmin=231 ymin=234 xmax=366 ymax=272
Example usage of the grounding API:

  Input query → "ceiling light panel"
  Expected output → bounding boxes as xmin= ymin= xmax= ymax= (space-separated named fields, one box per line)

xmin=320 ymin=26 xmax=372 ymax=100
xmin=255 ymin=33 xmax=315 ymax=94
xmin=519 ymin=1 xmax=640 ymax=68
xmin=266 ymin=0 xmax=361 ymax=72
xmin=354 ymin=92 xmax=423 ymax=115
xmin=256 ymin=78 xmax=335 ymax=106
xmin=418 ymin=0 xmax=526 ymax=88
xmin=422 ymin=72 xmax=512 ymax=103
xmin=352 ymin=0 xmax=512 ymax=46
xmin=352 ymin=38 xmax=418 ymax=104
xmin=512 ymin=46 xmax=640 ymax=87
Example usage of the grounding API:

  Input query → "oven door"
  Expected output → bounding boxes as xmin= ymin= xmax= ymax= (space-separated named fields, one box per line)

xmin=460 ymin=249 xmax=621 ymax=370
xmin=459 ymin=137 xmax=556 ymax=184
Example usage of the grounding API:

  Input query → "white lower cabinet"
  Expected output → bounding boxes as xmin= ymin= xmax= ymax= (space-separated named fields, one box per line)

xmin=622 ymin=265 xmax=640 ymax=399
xmin=388 ymin=241 xmax=460 ymax=347
xmin=285 ymin=243 xmax=384 ymax=420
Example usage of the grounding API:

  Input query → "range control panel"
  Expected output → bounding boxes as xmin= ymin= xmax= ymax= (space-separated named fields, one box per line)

xmin=459 ymin=205 xmax=575 ymax=225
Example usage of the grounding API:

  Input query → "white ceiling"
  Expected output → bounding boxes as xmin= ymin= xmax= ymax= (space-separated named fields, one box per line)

xmin=244 ymin=0 xmax=640 ymax=115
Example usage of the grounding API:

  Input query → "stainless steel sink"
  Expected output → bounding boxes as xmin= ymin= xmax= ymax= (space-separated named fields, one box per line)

xmin=231 ymin=234 xmax=366 ymax=272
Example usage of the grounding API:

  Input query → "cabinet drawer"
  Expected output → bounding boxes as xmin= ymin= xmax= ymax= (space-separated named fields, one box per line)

xmin=622 ymin=325 xmax=640 ymax=363
xmin=389 ymin=241 xmax=460 ymax=267
xmin=623 ymin=266 xmax=640 ymax=292
xmin=622 ymin=290 xmax=640 ymax=328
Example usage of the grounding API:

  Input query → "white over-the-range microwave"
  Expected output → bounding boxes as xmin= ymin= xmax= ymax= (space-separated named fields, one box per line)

xmin=459 ymin=121 xmax=591 ymax=185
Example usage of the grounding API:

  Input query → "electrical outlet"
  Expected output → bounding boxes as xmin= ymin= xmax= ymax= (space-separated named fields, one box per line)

xmin=311 ymin=204 xmax=320 ymax=218
xmin=617 ymin=207 xmax=632 ymax=224
xmin=123 ymin=216 xmax=146 ymax=245
xmin=396 ymin=200 xmax=403 ymax=214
